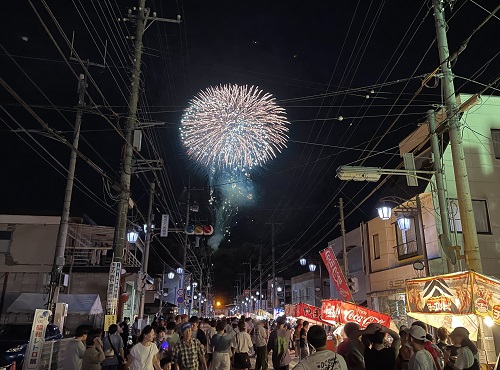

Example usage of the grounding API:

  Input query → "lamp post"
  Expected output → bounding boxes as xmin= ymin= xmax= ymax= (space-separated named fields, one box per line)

xmin=337 ymin=165 xmax=457 ymax=270
xmin=299 ymin=258 xmax=324 ymax=302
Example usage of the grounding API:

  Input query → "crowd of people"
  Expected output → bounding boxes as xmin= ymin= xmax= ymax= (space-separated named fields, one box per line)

xmin=62 ymin=314 xmax=479 ymax=370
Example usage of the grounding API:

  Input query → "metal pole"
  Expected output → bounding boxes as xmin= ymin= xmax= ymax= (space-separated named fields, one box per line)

xmin=432 ymin=0 xmax=482 ymax=273
xmin=339 ymin=198 xmax=348 ymax=277
xmin=159 ymin=264 xmax=164 ymax=316
xmin=139 ymin=182 xmax=155 ymax=319
xmin=199 ymin=274 xmax=203 ymax=315
xmin=428 ymin=109 xmax=455 ymax=272
xmin=271 ymin=224 xmax=276 ymax=311
xmin=259 ymin=245 xmax=262 ymax=311
xmin=48 ymin=74 xmax=86 ymax=315
xmin=181 ymin=183 xmax=191 ymax=314
xmin=110 ymin=0 xmax=148 ymax=315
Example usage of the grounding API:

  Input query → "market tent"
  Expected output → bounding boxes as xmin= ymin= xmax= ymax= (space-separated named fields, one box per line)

xmin=7 ymin=293 xmax=103 ymax=315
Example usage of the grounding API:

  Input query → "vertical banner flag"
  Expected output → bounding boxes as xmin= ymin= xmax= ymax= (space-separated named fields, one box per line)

xmin=320 ymin=246 xmax=354 ymax=302
xmin=106 ymin=262 xmax=121 ymax=313
xmin=26 ymin=309 xmax=51 ymax=369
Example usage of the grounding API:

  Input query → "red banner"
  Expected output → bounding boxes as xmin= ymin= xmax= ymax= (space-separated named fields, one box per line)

xmin=320 ymin=247 xmax=354 ymax=302
xmin=285 ymin=304 xmax=296 ymax=317
xmin=322 ymin=300 xmax=391 ymax=329
xmin=295 ymin=302 xmax=323 ymax=323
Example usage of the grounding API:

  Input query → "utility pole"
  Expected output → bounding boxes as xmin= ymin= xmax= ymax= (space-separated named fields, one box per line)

xmin=432 ymin=0 xmax=482 ymax=273
xmin=266 ymin=222 xmax=281 ymax=313
xmin=259 ymin=245 xmax=262 ymax=311
xmin=109 ymin=0 xmax=181 ymax=316
xmin=428 ymin=110 xmax=455 ymax=273
xmin=180 ymin=183 xmax=191 ymax=315
xmin=243 ymin=261 xmax=252 ymax=311
xmin=339 ymin=198 xmax=348 ymax=277
xmin=139 ymin=182 xmax=155 ymax=319
xmin=48 ymin=74 xmax=86 ymax=316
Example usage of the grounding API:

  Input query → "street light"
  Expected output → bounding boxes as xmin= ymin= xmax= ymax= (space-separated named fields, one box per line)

xmin=299 ymin=258 xmax=307 ymax=266
xmin=277 ymin=286 xmax=282 ymax=292
xmin=127 ymin=230 xmax=139 ymax=243
xmin=377 ymin=205 xmax=392 ymax=220
xmin=176 ymin=267 xmax=183 ymax=274
xmin=167 ymin=272 xmax=175 ymax=279
xmin=397 ymin=217 xmax=412 ymax=231
xmin=308 ymin=263 xmax=317 ymax=272
xmin=336 ymin=166 xmax=382 ymax=182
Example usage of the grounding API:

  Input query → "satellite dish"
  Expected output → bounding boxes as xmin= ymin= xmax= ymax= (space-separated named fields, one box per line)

xmin=439 ymin=233 xmax=457 ymax=265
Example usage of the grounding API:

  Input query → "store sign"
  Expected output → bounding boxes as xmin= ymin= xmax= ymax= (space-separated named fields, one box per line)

xmin=320 ymin=246 xmax=353 ymax=302
xmin=406 ymin=271 xmax=472 ymax=314
xmin=26 ymin=309 xmax=51 ymax=369
xmin=160 ymin=214 xmax=169 ymax=237
xmin=296 ymin=302 xmax=322 ymax=322
xmin=106 ymin=262 xmax=121 ymax=313
xmin=471 ymin=273 xmax=500 ymax=324
xmin=322 ymin=300 xmax=391 ymax=328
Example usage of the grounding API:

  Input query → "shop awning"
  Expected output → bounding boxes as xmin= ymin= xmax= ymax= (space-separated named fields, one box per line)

xmin=7 ymin=293 xmax=103 ymax=315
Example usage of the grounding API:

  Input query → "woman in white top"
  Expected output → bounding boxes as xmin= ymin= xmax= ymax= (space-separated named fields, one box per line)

xmin=127 ymin=325 xmax=162 ymax=370
xmin=444 ymin=327 xmax=479 ymax=370
xmin=232 ymin=321 xmax=253 ymax=370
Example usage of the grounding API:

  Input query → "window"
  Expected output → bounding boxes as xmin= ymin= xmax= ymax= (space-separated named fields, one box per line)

xmin=0 ymin=231 xmax=12 ymax=254
xmin=491 ymin=129 xmax=500 ymax=159
xmin=373 ymin=234 xmax=380 ymax=259
xmin=395 ymin=217 xmax=419 ymax=260
xmin=306 ymin=287 xmax=312 ymax=299
xmin=448 ymin=199 xmax=491 ymax=234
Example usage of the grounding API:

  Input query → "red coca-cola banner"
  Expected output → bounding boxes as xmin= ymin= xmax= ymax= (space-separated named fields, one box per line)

xmin=320 ymin=246 xmax=354 ymax=302
xmin=322 ymin=300 xmax=391 ymax=329
xmin=295 ymin=302 xmax=323 ymax=323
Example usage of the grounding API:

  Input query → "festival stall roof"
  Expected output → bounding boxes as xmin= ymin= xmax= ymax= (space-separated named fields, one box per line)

xmin=321 ymin=299 xmax=394 ymax=330
xmin=405 ymin=271 xmax=500 ymax=341
xmin=7 ymin=293 xmax=103 ymax=315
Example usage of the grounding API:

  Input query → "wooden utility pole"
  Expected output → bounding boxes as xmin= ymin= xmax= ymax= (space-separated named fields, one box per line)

xmin=431 ymin=0 xmax=482 ymax=273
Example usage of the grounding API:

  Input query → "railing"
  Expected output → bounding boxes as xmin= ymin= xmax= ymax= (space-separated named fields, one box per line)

xmin=395 ymin=239 xmax=419 ymax=260
xmin=64 ymin=247 xmax=141 ymax=268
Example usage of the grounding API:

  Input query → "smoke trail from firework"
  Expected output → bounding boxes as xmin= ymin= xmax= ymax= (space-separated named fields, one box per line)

xmin=181 ymin=84 xmax=288 ymax=248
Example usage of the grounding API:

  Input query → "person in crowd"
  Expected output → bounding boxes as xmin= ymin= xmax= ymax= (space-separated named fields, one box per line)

xmin=339 ymin=322 xmax=365 ymax=370
xmin=102 ymin=324 xmax=125 ymax=370
xmin=362 ymin=323 xmax=400 ymax=370
xmin=64 ymin=324 xmax=90 ymax=370
xmin=443 ymin=327 xmax=479 ymax=370
xmin=120 ymin=318 xmax=131 ymax=350
xmin=232 ymin=321 xmax=253 ymax=370
xmin=189 ymin=316 xmax=208 ymax=351
xmin=407 ymin=325 xmax=437 ymax=370
xmin=156 ymin=326 xmax=168 ymax=360
xmin=172 ymin=322 xmax=207 ymax=370
xmin=293 ymin=325 xmax=347 ymax=370
xmin=294 ymin=319 xmax=303 ymax=357
xmin=211 ymin=320 xmax=234 ymax=370
xmin=254 ymin=319 xmax=269 ymax=370
xmin=436 ymin=328 xmax=449 ymax=353
xmin=128 ymin=325 xmax=161 ymax=370
xmin=165 ymin=321 xmax=180 ymax=349
xmin=82 ymin=329 xmax=105 ymax=370
xmin=132 ymin=317 xmax=140 ymax=344
xmin=299 ymin=321 xmax=310 ymax=360
xmin=411 ymin=321 xmax=443 ymax=370
xmin=267 ymin=316 xmax=292 ymax=370
xmin=205 ymin=319 xmax=217 ymax=369
xmin=397 ymin=329 xmax=414 ymax=370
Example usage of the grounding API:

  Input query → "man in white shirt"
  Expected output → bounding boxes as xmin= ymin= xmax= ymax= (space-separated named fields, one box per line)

xmin=407 ymin=325 xmax=437 ymax=370
xmin=254 ymin=320 xmax=268 ymax=370
xmin=293 ymin=325 xmax=347 ymax=370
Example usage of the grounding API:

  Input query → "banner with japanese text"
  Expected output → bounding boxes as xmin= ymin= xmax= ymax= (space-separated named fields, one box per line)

xmin=321 ymin=299 xmax=391 ymax=328
xmin=320 ymin=246 xmax=354 ymax=302
xmin=26 ymin=309 xmax=51 ymax=369
xmin=285 ymin=304 xmax=296 ymax=317
xmin=471 ymin=273 xmax=500 ymax=324
xmin=295 ymin=302 xmax=323 ymax=323
xmin=406 ymin=271 xmax=472 ymax=314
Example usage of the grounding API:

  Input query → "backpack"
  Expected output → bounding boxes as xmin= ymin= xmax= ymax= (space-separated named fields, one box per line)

xmin=424 ymin=342 xmax=443 ymax=370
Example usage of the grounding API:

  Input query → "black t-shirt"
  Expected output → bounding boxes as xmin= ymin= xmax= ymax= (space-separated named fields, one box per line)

xmin=364 ymin=346 xmax=395 ymax=370
xmin=299 ymin=328 xmax=307 ymax=347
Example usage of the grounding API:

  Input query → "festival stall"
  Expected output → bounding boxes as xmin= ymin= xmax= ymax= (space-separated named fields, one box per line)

xmin=295 ymin=302 xmax=327 ymax=325
xmin=406 ymin=271 xmax=500 ymax=362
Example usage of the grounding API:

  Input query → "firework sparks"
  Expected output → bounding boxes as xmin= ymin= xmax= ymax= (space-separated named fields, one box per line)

xmin=180 ymin=84 xmax=289 ymax=170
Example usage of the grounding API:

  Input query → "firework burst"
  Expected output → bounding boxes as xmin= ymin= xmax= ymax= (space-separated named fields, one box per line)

xmin=180 ymin=84 xmax=289 ymax=170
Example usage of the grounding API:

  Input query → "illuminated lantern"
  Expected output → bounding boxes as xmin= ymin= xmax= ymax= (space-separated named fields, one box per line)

xmin=121 ymin=293 xmax=129 ymax=303
xmin=299 ymin=258 xmax=307 ymax=266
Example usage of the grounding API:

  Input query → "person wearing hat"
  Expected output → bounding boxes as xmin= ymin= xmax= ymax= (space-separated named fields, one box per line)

xmin=444 ymin=327 xmax=479 ymax=370
xmin=406 ymin=325 xmax=437 ymax=370
xmin=292 ymin=325 xmax=347 ymax=370
xmin=171 ymin=322 xmax=207 ymax=370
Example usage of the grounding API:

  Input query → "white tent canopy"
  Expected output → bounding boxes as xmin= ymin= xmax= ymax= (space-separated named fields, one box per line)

xmin=7 ymin=293 xmax=103 ymax=315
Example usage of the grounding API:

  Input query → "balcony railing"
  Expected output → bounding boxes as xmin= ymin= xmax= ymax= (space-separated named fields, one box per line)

xmin=395 ymin=239 xmax=419 ymax=260
xmin=64 ymin=247 xmax=141 ymax=268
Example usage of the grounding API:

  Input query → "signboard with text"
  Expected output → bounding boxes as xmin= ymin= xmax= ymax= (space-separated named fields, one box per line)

xmin=320 ymin=246 xmax=353 ymax=302
xmin=295 ymin=302 xmax=323 ymax=323
xmin=26 ymin=309 xmax=51 ymax=369
xmin=322 ymin=300 xmax=391 ymax=328
xmin=106 ymin=262 xmax=121 ymax=313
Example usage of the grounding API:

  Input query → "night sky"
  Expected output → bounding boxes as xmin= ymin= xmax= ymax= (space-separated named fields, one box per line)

xmin=0 ymin=0 xmax=498 ymax=300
